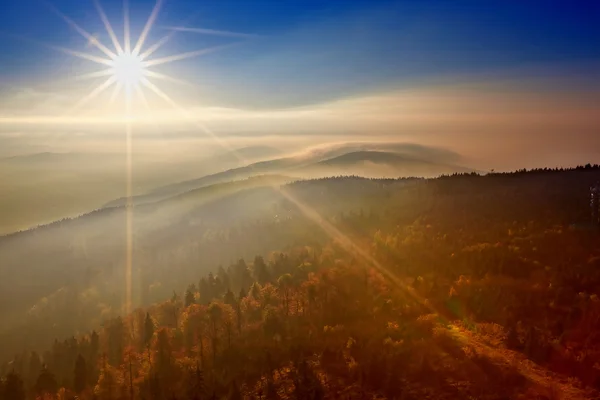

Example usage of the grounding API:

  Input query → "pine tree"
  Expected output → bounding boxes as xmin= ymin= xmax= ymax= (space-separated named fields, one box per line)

xmin=144 ymin=312 xmax=155 ymax=349
xmin=253 ymin=255 xmax=270 ymax=285
xmin=249 ymin=283 xmax=261 ymax=300
xmin=34 ymin=366 xmax=58 ymax=398
xmin=107 ymin=317 xmax=125 ymax=367
xmin=185 ymin=285 xmax=196 ymax=308
xmin=26 ymin=352 xmax=42 ymax=389
xmin=224 ymin=289 xmax=236 ymax=307
xmin=208 ymin=303 xmax=223 ymax=362
xmin=236 ymin=289 xmax=245 ymax=334
xmin=3 ymin=371 xmax=25 ymax=400
xmin=90 ymin=331 xmax=100 ymax=359
xmin=199 ymin=277 xmax=211 ymax=304
xmin=74 ymin=354 xmax=88 ymax=394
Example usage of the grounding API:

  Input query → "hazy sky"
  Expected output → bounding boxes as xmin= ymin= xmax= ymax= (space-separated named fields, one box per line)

xmin=0 ymin=0 xmax=599 ymax=168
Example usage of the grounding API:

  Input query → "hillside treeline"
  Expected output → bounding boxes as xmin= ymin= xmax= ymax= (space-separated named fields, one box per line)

xmin=1 ymin=166 xmax=600 ymax=399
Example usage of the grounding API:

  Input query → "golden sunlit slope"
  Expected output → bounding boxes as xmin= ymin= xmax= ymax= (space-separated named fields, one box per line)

xmin=1 ymin=168 xmax=599 ymax=366
xmin=1 ymin=168 xmax=600 ymax=399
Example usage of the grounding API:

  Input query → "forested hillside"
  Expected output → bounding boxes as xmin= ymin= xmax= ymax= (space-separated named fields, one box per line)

xmin=1 ymin=166 xmax=600 ymax=399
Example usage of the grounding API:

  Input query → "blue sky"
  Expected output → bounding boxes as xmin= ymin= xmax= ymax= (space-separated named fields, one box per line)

xmin=0 ymin=0 xmax=599 ymax=172
xmin=1 ymin=0 xmax=599 ymax=108
xmin=1 ymin=0 xmax=600 ymax=233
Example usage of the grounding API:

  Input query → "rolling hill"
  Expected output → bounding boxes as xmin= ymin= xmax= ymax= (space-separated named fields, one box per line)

xmin=104 ymin=142 xmax=473 ymax=208
xmin=307 ymin=150 xmax=474 ymax=178
xmin=0 ymin=146 xmax=285 ymax=234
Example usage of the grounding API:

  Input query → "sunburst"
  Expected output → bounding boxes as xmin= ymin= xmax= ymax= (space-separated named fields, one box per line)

xmin=43 ymin=0 xmax=247 ymax=315
xmin=41 ymin=0 xmax=431 ymax=325
xmin=49 ymin=0 xmax=236 ymax=115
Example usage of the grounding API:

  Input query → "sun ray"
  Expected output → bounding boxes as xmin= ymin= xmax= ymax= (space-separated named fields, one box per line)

xmin=93 ymin=0 xmax=124 ymax=55
xmin=140 ymin=78 xmax=177 ymax=107
xmin=134 ymin=83 xmax=151 ymax=110
xmin=75 ymin=69 xmax=114 ymax=81
xmin=134 ymin=83 xmax=169 ymax=140
xmin=143 ymin=70 xmax=191 ymax=86
xmin=5 ymin=31 xmax=113 ymax=67
xmin=142 ymin=43 xmax=238 ymax=67
xmin=137 ymin=34 xmax=172 ymax=61
xmin=137 ymin=12 xmax=201 ymax=60
xmin=109 ymin=82 xmax=123 ymax=105
xmin=133 ymin=0 xmax=164 ymax=56
xmin=141 ymin=78 xmax=234 ymax=146
xmin=141 ymin=69 xmax=434 ymax=318
xmin=47 ymin=2 xmax=117 ymax=59
xmin=166 ymin=26 xmax=260 ymax=39
xmin=140 ymin=78 xmax=255 ymax=175
xmin=68 ymin=76 xmax=116 ymax=114
xmin=124 ymin=114 xmax=133 ymax=315
xmin=54 ymin=46 xmax=113 ymax=66
xmin=21 ymin=0 xmax=260 ymax=317
xmin=124 ymin=0 xmax=131 ymax=54
xmin=140 ymin=74 xmax=438 ymax=317
xmin=9 ymin=32 xmax=114 ymax=66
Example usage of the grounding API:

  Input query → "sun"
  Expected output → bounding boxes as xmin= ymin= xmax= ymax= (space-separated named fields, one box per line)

xmin=111 ymin=51 xmax=145 ymax=87
xmin=39 ymin=0 xmax=255 ymax=316
xmin=47 ymin=0 xmax=241 ymax=115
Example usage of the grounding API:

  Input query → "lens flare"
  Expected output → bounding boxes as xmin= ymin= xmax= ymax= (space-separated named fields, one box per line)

xmin=43 ymin=0 xmax=253 ymax=315
xmin=45 ymin=0 xmax=246 ymax=116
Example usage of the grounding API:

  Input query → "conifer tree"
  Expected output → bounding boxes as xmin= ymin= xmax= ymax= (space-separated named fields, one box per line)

xmin=34 ymin=366 xmax=58 ymax=398
xmin=3 ymin=371 xmax=25 ymax=400
xmin=74 ymin=354 xmax=88 ymax=394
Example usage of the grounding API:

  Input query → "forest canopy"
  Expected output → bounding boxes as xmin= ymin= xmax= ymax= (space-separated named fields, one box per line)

xmin=1 ymin=166 xmax=600 ymax=399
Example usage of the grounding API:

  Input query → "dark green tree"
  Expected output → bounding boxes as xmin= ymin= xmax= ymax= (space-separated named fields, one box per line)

xmin=249 ymin=283 xmax=261 ymax=300
xmin=185 ymin=285 xmax=196 ymax=308
xmin=90 ymin=331 xmax=100 ymax=359
xmin=236 ymin=288 xmax=245 ymax=334
xmin=3 ymin=371 xmax=25 ymax=400
xmin=107 ymin=317 xmax=125 ymax=367
xmin=199 ymin=277 xmax=211 ymax=304
xmin=34 ymin=366 xmax=58 ymax=398
xmin=74 ymin=354 xmax=88 ymax=394
xmin=26 ymin=352 xmax=42 ymax=389
xmin=144 ymin=312 xmax=155 ymax=349
xmin=253 ymin=255 xmax=270 ymax=285
xmin=224 ymin=289 xmax=236 ymax=307
xmin=263 ymin=307 xmax=283 ymax=338
xmin=277 ymin=274 xmax=294 ymax=316
xmin=233 ymin=259 xmax=253 ymax=292
xmin=208 ymin=303 xmax=223 ymax=362
xmin=217 ymin=266 xmax=231 ymax=291
xmin=207 ymin=272 xmax=217 ymax=301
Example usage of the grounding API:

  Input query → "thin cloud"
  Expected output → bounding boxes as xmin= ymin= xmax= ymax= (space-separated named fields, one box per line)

xmin=165 ymin=26 xmax=261 ymax=39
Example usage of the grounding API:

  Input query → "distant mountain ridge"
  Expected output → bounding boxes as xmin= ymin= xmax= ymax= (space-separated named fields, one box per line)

xmin=308 ymin=150 xmax=474 ymax=178
xmin=0 ymin=151 xmax=125 ymax=165
xmin=103 ymin=142 xmax=472 ymax=208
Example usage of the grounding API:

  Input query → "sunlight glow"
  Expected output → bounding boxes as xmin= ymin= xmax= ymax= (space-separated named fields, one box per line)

xmin=46 ymin=0 xmax=241 ymax=118
xmin=111 ymin=51 xmax=145 ymax=87
xmin=44 ymin=0 xmax=251 ymax=315
xmin=39 ymin=0 xmax=430 ymax=322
